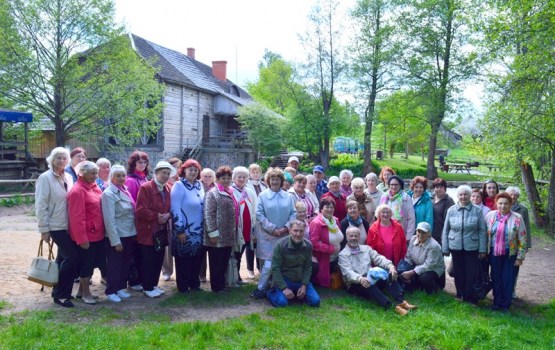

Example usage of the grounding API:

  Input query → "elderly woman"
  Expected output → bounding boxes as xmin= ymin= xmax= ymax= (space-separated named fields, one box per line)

xmin=380 ymin=175 xmax=416 ymax=242
xmin=246 ymin=163 xmax=267 ymax=196
xmin=203 ymin=166 xmax=238 ymax=293
xmin=67 ymin=161 xmax=105 ymax=305
xmin=125 ymin=151 xmax=150 ymax=202
xmin=408 ymin=176 xmax=433 ymax=228
xmin=289 ymin=174 xmax=316 ymax=220
xmin=136 ymin=161 xmax=174 ymax=298
xmin=321 ymin=176 xmax=347 ymax=223
xmin=442 ymin=185 xmax=487 ymax=304
xmin=339 ymin=169 xmax=354 ymax=197
xmin=101 ymin=165 xmax=137 ymax=303
xmin=482 ymin=180 xmax=499 ymax=210
xmin=95 ymin=158 xmax=111 ymax=191
xmin=432 ymin=178 xmax=455 ymax=246
xmin=365 ymin=173 xmax=383 ymax=209
xmin=309 ymin=197 xmax=344 ymax=288
xmin=471 ymin=188 xmax=490 ymax=219
xmin=231 ymin=166 xmax=257 ymax=283
xmin=339 ymin=227 xmax=416 ymax=316
xmin=251 ymin=167 xmax=296 ymax=298
xmin=485 ymin=193 xmax=527 ymax=311
xmin=347 ymin=177 xmax=376 ymax=224
xmin=282 ymin=171 xmax=294 ymax=191
xmin=161 ymin=157 xmax=182 ymax=282
xmin=400 ymin=222 xmax=445 ymax=294
xmin=167 ymin=157 xmax=182 ymax=188
xmin=377 ymin=166 xmax=396 ymax=192
xmin=200 ymin=168 xmax=216 ymax=193
xmin=305 ymin=174 xmax=321 ymax=211
xmin=340 ymin=200 xmax=370 ymax=244
xmin=367 ymin=204 xmax=407 ymax=267
xmin=171 ymin=159 xmax=205 ymax=293
xmin=64 ymin=147 xmax=87 ymax=183
xmin=35 ymin=147 xmax=77 ymax=308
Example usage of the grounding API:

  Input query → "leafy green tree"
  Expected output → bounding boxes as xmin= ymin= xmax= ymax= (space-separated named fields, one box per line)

xmin=349 ymin=0 xmax=397 ymax=173
xmin=237 ymin=103 xmax=284 ymax=158
xmin=396 ymin=0 xmax=479 ymax=179
xmin=0 ymin=0 xmax=164 ymax=147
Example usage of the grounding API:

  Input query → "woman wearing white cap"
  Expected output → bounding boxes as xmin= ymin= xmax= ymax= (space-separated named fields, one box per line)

xmin=135 ymin=161 xmax=175 ymax=298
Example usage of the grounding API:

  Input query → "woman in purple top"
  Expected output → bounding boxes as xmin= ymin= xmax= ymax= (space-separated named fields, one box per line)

xmin=125 ymin=151 xmax=151 ymax=202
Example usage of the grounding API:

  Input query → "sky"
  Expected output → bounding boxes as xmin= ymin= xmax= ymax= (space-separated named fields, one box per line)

xmin=114 ymin=0 xmax=331 ymax=88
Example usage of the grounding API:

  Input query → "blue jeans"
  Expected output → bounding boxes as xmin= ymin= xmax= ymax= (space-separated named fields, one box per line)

xmin=267 ymin=279 xmax=320 ymax=307
xmin=490 ymin=249 xmax=517 ymax=310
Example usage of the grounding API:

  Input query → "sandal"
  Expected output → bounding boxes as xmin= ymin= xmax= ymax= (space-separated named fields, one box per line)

xmin=53 ymin=298 xmax=74 ymax=308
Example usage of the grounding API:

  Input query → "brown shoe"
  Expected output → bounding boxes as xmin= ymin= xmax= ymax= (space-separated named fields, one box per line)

xmin=395 ymin=305 xmax=408 ymax=316
xmin=400 ymin=300 xmax=417 ymax=310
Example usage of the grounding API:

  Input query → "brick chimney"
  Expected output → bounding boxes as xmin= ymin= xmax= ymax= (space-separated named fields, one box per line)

xmin=212 ymin=61 xmax=227 ymax=81
xmin=187 ymin=48 xmax=195 ymax=59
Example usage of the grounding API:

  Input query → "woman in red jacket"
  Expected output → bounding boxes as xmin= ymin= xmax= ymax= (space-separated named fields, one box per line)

xmin=67 ymin=161 xmax=105 ymax=305
xmin=309 ymin=197 xmax=344 ymax=288
xmin=366 ymin=204 xmax=407 ymax=267
xmin=135 ymin=161 xmax=175 ymax=298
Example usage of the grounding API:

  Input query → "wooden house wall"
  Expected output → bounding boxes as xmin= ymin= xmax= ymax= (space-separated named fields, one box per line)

xmin=29 ymin=131 xmax=100 ymax=161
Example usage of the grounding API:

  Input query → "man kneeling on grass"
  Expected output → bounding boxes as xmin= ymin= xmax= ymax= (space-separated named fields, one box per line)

xmin=267 ymin=220 xmax=320 ymax=307
xmin=338 ymin=227 xmax=417 ymax=316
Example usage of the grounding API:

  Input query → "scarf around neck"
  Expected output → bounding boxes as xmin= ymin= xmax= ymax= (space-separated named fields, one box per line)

xmin=322 ymin=215 xmax=339 ymax=234
xmin=347 ymin=214 xmax=363 ymax=227
xmin=218 ymin=183 xmax=240 ymax=225
xmin=385 ymin=190 xmax=404 ymax=222
xmin=494 ymin=211 xmax=511 ymax=256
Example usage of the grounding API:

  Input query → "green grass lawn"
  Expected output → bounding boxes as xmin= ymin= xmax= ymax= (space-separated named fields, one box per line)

xmin=1 ymin=288 xmax=553 ymax=349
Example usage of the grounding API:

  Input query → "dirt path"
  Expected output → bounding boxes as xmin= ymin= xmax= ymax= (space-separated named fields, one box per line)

xmin=1 ymin=204 xmax=553 ymax=320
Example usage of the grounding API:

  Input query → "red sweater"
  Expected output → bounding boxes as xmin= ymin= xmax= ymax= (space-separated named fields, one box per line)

xmin=67 ymin=178 xmax=104 ymax=245
xmin=321 ymin=191 xmax=347 ymax=223
xmin=135 ymin=180 xmax=172 ymax=246
xmin=366 ymin=218 xmax=407 ymax=266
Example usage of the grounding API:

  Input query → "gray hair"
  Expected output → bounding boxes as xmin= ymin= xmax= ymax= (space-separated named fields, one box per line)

xmin=375 ymin=204 xmax=391 ymax=217
xmin=350 ymin=177 xmax=365 ymax=189
xmin=232 ymin=166 xmax=249 ymax=180
xmin=46 ymin=147 xmax=70 ymax=169
xmin=505 ymin=186 xmax=521 ymax=196
xmin=340 ymin=169 xmax=353 ymax=180
xmin=201 ymin=168 xmax=215 ymax=177
xmin=306 ymin=174 xmax=316 ymax=182
xmin=365 ymin=172 xmax=379 ymax=182
xmin=77 ymin=161 xmax=98 ymax=176
xmin=109 ymin=164 xmax=127 ymax=180
xmin=288 ymin=219 xmax=306 ymax=229
xmin=96 ymin=157 xmax=111 ymax=168
xmin=456 ymin=185 xmax=472 ymax=196
xmin=346 ymin=226 xmax=361 ymax=236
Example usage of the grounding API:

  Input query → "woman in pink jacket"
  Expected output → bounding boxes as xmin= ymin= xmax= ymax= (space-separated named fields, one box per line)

xmin=67 ymin=161 xmax=105 ymax=305
xmin=310 ymin=197 xmax=344 ymax=288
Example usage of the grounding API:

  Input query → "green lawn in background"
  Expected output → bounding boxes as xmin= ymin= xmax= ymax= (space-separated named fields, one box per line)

xmin=1 ymin=288 xmax=553 ymax=349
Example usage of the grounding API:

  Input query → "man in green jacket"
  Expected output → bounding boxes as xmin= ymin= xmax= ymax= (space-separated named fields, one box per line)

xmin=267 ymin=220 xmax=320 ymax=307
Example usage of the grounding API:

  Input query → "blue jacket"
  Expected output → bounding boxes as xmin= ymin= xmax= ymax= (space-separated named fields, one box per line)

xmin=408 ymin=190 xmax=434 ymax=229
xmin=442 ymin=203 xmax=487 ymax=253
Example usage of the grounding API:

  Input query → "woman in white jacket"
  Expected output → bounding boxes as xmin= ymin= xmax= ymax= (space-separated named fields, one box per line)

xmin=35 ymin=147 xmax=77 ymax=308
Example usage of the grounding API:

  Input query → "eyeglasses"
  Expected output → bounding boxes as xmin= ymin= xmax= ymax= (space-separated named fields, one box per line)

xmin=389 ymin=183 xmax=400 ymax=187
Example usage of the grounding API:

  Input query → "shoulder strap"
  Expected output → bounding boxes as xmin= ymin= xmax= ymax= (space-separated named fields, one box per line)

xmin=37 ymin=240 xmax=43 ymax=257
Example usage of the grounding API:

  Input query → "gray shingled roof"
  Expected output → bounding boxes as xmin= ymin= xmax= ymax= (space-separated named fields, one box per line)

xmin=130 ymin=34 xmax=252 ymax=106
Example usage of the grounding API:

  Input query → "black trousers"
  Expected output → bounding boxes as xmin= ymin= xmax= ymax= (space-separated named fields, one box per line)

xmin=175 ymin=253 xmax=204 ymax=292
xmin=349 ymin=279 xmax=404 ymax=308
xmin=105 ymin=236 xmax=136 ymax=295
xmin=244 ymin=241 xmax=258 ymax=272
xmin=451 ymin=249 xmax=480 ymax=302
xmin=205 ymin=246 xmax=231 ymax=292
xmin=138 ymin=244 xmax=165 ymax=291
xmin=407 ymin=271 xmax=446 ymax=294
xmin=50 ymin=230 xmax=79 ymax=300
xmin=79 ymin=240 xmax=106 ymax=278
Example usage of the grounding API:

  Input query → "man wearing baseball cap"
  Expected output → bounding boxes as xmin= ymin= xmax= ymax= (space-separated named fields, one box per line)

xmin=287 ymin=156 xmax=300 ymax=171
xmin=313 ymin=165 xmax=328 ymax=195
xmin=399 ymin=222 xmax=445 ymax=294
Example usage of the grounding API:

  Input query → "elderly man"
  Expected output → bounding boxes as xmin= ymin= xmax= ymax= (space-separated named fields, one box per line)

xmin=267 ymin=220 xmax=320 ymax=307
xmin=399 ymin=222 xmax=446 ymax=294
xmin=339 ymin=227 xmax=417 ymax=316
xmin=287 ymin=156 xmax=300 ymax=171
xmin=313 ymin=165 xmax=329 ymax=195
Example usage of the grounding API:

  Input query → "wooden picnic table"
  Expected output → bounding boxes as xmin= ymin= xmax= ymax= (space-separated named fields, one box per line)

xmin=448 ymin=163 xmax=471 ymax=174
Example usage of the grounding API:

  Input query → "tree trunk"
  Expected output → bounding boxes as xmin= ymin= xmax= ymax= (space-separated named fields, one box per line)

xmin=520 ymin=161 xmax=547 ymax=229
xmin=363 ymin=97 xmax=375 ymax=174
xmin=427 ymin=124 xmax=439 ymax=179
xmin=547 ymin=151 xmax=555 ymax=236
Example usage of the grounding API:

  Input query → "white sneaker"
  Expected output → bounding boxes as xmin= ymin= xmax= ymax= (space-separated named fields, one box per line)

xmin=143 ymin=289 xmax=161 ymax=298
xmin=106 ymin=294 xmax=121 ymax=303
xmin=162 ymin=275 xmax=171 ymax=281
xmin=154 ymin=286 xmax=165 ymax=295
xmin=117 ymin=289 xmax=131 ymax=299
xmin=130 ymin=284 xmax=143 ymax=291
xmin=248 ymin=270 xmax=255 ymax=279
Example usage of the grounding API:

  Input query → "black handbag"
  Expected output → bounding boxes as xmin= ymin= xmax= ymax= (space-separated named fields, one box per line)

xmin=153 ymin=223 xmax=170 ymax=252
xmin=473 ymin=259 xmax=492 ymax=300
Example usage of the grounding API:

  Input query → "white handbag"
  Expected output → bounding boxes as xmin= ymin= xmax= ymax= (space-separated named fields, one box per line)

xmin=27 ymin=241 xmax=59 ymax=287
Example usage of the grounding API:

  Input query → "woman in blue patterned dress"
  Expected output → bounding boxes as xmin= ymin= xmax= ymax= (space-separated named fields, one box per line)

xmin=171 ymin=159 xmax=205 ymax=293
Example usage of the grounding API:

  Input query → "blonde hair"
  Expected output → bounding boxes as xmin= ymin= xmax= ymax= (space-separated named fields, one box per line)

xmin=46 ymin=147 xmax=70 ymax=169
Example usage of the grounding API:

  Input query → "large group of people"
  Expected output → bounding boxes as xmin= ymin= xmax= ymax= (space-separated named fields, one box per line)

xmin=35 ymin=151 xmax=529 ymax=315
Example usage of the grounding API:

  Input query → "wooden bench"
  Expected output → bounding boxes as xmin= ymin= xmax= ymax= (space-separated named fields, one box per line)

xmin=448 ymin=163 xmax=471 ymax=174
